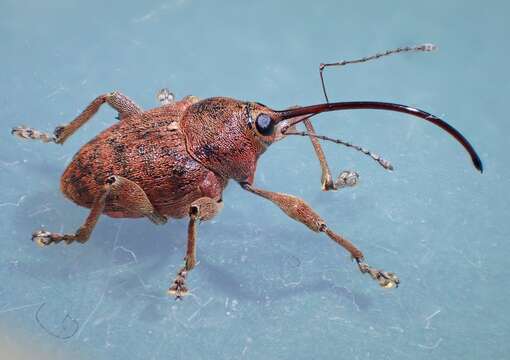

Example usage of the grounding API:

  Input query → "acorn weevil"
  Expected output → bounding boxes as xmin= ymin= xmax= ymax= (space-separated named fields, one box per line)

xmin=11 ymin=44 xmax=482 ymax=298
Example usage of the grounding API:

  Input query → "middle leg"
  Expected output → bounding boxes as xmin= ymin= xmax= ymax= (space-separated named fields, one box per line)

xmin=168 ymin=197 xmax=223 ymax=299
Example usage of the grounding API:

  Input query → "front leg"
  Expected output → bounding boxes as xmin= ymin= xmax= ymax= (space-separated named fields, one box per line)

xmin=302 ymin=118 xmax=359 ymax=191
xmin=241 ymin=183 xmax=399 ymax=289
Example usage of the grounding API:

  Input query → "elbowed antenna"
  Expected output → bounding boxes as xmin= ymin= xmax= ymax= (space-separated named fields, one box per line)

xmin=275 ymin=101 xmax=483 ymax=173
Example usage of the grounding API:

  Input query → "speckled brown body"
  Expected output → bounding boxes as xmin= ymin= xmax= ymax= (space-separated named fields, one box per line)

xmin=61 ymin=97 xmax=229 ymax=219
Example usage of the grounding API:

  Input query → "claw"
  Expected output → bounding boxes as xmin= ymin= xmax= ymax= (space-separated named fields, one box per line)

xmin=32 ymin=230 xmax=53 ymax=247
xmin=168 ymin=269 xmax=189 ymax=299
xmin=335 ymin=170 xmax=359 ymax=189
xmin=157 ymin=88 xmax=175 ymax=105
xmin=377 ymin=271 xmax=400 ymax=288
xmin=168 ymin=286 xmax=189 ymax=300
xmin=12 ymin=126 xmax=54 ymax=143
xmin=356 ymin=260 xmax=399 ymax=289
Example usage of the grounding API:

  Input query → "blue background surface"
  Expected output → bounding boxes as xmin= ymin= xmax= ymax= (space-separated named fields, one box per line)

xmin=0 ymin=0 xmax=508 ymax=359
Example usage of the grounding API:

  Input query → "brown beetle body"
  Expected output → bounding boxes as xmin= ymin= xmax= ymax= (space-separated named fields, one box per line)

xmin=61 ymin=97 xmax=227 ymax=219
xmin=12 ymin=45 xmax=483 ymax=298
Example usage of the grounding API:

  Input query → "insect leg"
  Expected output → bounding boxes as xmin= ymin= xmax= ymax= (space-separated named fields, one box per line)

xmin=302 ymin=117 xmax=359 ymax=191
xmin=241 ymin=182 xmax=399 ymax=289
xmin=32 ymin=182 xmax=111 ymax=246
xmin=32 ymin=174 xmax=167 ymax=247
xmin=156 ymin=88 xmax=175 ymax=105
xmin=168 ymin=197 xmax=223 ymax=299
xmin=105 ymin=175 xmax=167 ymax=225
xmin=156 ymin=88 xmax=201 ymax=107
xmin=281 ymin=109 xmax=358 ymax=191
xmin=12 ymin=91 xmax=142 ymax=145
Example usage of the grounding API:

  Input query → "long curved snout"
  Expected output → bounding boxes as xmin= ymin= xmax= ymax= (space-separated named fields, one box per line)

xmin=273 ymin=101 xmax=483 ymax=173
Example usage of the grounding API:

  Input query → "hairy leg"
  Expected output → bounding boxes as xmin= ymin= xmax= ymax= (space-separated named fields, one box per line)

xmin=168 ymin=197 xmax=223 ymax=299
xmin=32 ymin=174 xmax=166 ymax=246
xmin=32 ymin=184 xmax=111 ymax=246
xmin=106 ymin=175 xmax=166 ymax=225
xmin=242 ymin=183 xmax=399 ymax=288
xmin=302 ymin=118 xmax=359 ymax=191
xmin=12 ymin=91 xmax=142 ymax=144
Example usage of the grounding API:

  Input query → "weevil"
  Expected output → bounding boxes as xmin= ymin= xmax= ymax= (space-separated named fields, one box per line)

xmin=11 ymin=44 xmax=482 ymax=298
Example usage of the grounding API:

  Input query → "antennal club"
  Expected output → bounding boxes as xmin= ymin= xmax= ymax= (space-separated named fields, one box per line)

xmin=319 ymin=43 xmax=438 ymax=103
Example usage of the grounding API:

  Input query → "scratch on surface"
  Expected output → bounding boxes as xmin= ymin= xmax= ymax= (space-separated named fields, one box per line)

xmin=132 ymin=11 xmax=157 ymax=23
xmin=0 ymin=302 xmax=43 ymax=315
xmin=0 ymin=160 xmax=20 ymax=167
xmin=28 ymin=204 xmax=55 ymax=217
xmin=114 ymin=245 xmax=138 ymax=264
xmin=57 ymin=153 xmax=73 ymax=163
xmin=131 ymin=0 xmax=188 ymax=23
xmin=372 ymin=243 xmax=398 ymax=255
xmin=280 ymin=254 xmax=303 ymax=287
xmin=389 ymin=325 xmax=404 ymax=333
xmin=334 ymin=286 xmax=360 ymax=312
xmin=452 ymin=248 xmax=482 ymax=269
xmin=46 ymin=84 xmax=67 ymax=99
xmin=76 ymin=285 xmax=107 ymax=338
xmin=187 ymin=297 xmax=213 ymax=323
xmin=150 ymin=331 xmax=168 ymax=360
xmin=134 ymin=273 xmax=150 ymax=289
xmin=384 ymin=208 xmax=397 ymax=222
xmin=241 ymin=337 xmax=253 ymax=357
xmin=417 ymin=338 xmax=443 ymax=349
xmin=328 ymin=316 xmax=344 ymax=322
xmin=170 ymin=305 xmax=190 ymax=330
xmin=0 ymin=195 xmax=26 ymax=208
xmin=76 ymin=224 xmax=123 ymax=338
xmin=424 ymin=309 xmax=441 ymax=329
xmin=395 ymin=296 xmax=413 ymax=323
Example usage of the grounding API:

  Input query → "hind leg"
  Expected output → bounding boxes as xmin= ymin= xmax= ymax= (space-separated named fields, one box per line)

xmin=33 ymin=184 xmax=111 ymax=246
xmin=106 ymin=175 xmax=166 ymax=225
xmin=12 ymin=91 xmax=142 ymax=145
xmin=33 ymin=175 xmax=166 ymax=246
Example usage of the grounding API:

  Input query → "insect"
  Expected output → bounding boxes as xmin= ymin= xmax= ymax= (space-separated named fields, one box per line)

xmin=12 ymin=44 xmax=482 ymax=299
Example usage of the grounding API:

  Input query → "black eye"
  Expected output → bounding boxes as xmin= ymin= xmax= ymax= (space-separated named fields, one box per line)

xmin=255 ymin=113 xmax=275 ymax=136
